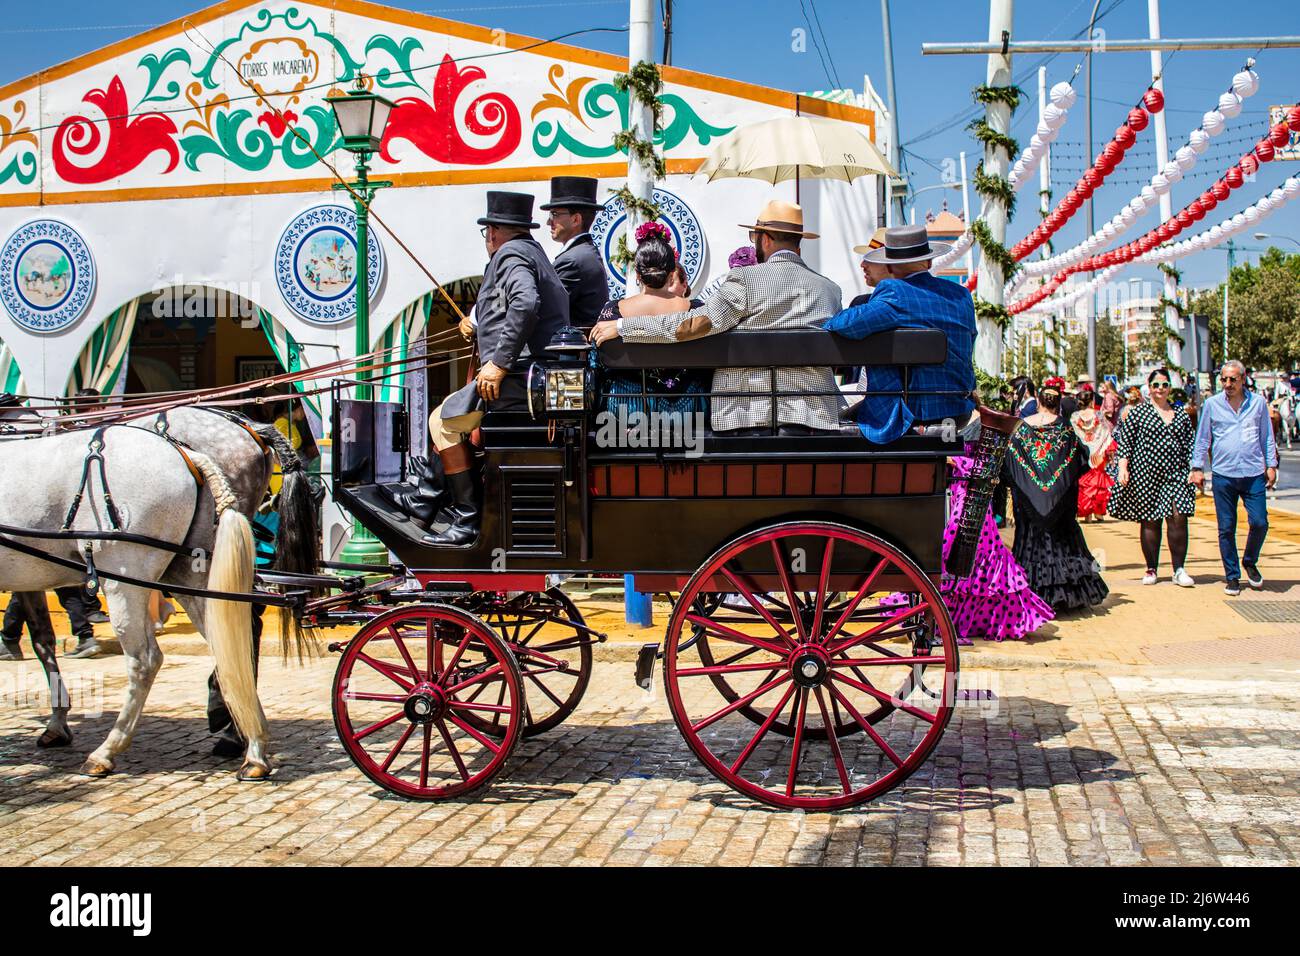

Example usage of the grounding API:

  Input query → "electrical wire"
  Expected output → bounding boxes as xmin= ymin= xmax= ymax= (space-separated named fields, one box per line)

xmin=796 ymin=0 xmax=838 ymax=91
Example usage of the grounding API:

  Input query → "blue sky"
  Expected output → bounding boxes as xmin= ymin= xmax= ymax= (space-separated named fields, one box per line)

xmin=4 ymin=0 xmax=1298 ymax=292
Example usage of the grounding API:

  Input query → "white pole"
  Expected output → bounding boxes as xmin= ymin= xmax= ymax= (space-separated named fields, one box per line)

xmin=1148 ymin=0 xmax=1180 ymax=384
xmin=1038 ymin=65 xmax=1057 ymax=375
xmin=628 ymin=0 xmax=656 ymax=239
xmin=959 ymin=150 xmax=973 ymax=280
xmin=974 ymin=0 xmax=1014 ymax=375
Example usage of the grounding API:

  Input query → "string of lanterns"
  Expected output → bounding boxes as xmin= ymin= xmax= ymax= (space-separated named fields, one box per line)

xmin=1008 ymin=81 xmax=1078 ymax=192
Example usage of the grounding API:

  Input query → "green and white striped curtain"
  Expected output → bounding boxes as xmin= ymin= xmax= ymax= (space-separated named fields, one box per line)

xmin=374 ymin=292 xmax=436 ymax=404
xmin=257 ymin=308 xmax=320 ymax=417
xmin=69 ymin=297 xmax=139 ymax=396
xmin=0 ymin=339 xmax=24 ymax=396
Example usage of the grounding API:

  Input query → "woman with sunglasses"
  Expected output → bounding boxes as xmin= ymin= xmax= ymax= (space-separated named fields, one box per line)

xmin=1107 ymin=368 xmax=1197 ymax=587
xmin=1002 ymin=377 xmax=1109 ymax=612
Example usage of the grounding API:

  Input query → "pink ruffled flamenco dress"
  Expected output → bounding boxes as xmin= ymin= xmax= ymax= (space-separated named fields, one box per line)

xmin=939 ymin=454 xmax=1055 ymax=644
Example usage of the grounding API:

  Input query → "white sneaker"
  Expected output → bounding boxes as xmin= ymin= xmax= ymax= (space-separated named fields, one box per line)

xmin=1141 ymin=570 xmax=1158 ymax=586
xmin=1172 ymin=568 xmax=1195 ymax=588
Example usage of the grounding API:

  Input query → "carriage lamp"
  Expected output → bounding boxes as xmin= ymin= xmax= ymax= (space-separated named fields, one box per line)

xmin=527 ymin=327 xmax=594 ymax=420
xmin=328 ymin=81 xmax=397 ymax=153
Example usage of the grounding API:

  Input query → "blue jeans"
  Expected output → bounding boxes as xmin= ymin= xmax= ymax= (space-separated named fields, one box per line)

xmin=1211 ymin=473 xmax=1269 ymax=580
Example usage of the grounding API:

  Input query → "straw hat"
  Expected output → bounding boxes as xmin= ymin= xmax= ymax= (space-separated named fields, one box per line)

xmin=738 ymin=199 xmax=819 ymax=239
xmin=852 ymin=227 xmax=890 ymax=256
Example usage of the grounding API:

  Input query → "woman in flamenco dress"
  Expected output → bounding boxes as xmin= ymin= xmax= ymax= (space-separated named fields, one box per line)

xmin=1002 ymin=377 xmax=1110 ymax=613
xmin=1071 ymin=388 xmax=1116 ymax=522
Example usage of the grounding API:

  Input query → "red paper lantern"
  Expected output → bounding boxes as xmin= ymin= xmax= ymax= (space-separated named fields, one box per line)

xmin=1083 ymin=169 xmax=1103 ymax=190
xmin=1104 ymin=142 xmax=1125 ymax=164
xmin=1255 ymin=140 xmax=1275 ymax=163
xmin=1189 ymin=202 xmax=1206 ymax=222
xmin=1115 ymin=125 xmax=1136 ymax=149
xmin=1212 ymin=180 xmax=1231 ymax=201
xmin=1127 ymin=107 xmax=1149 ymax=131
xmin=1288 ymin=106 xmax=1300 ymax=131
xmin=1225 ymin=166 xmax=1244 ymax=188
xmin=1200 ymin=190 xmax=1217 ymax=211
xmin=1143 ymin=88 xmax=1165 ymax=113
xmin=1095 ymin=155 xmax=1116 ymax=176
xmin=1269 ymin=124 xmax=1291 ymax=148
xmin=1240 ymin=153 xmax=1259 ymax=175
xmin=1176 ymin=210 xmax=1193 ymax=228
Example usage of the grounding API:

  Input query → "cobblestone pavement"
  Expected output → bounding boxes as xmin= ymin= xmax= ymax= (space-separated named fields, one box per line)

xmin=1 ymin=652 xmax=1297 ymax=866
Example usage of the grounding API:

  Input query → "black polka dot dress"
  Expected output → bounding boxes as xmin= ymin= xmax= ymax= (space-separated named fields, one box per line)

xmin=1106 ymin=402 xmax=1196 ymax=521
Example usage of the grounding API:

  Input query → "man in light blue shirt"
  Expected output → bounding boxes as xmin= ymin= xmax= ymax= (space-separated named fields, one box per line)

xmin=1191 ymin=360 xmax=1279 ymax=595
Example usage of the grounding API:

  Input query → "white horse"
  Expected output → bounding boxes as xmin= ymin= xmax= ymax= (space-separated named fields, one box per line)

xmin=0 ymin=410 xmax=315 ymax=780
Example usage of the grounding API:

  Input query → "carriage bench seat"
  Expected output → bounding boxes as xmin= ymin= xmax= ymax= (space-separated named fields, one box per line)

xmin=595 ymin=327 xmax=947 ymax=370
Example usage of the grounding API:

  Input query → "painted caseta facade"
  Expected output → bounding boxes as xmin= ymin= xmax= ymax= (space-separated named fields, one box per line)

xmin=0 ymin=0 xmax=880 ymax=401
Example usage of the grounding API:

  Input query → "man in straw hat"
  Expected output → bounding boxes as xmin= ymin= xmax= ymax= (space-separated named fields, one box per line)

xmin=541 ymin=176 xmax=608 ymax=329
xmin=849 ymin=227 xmax=891 ymax=307
xmin=589 ymin=199 xmax=843 ymax=435
xmin=414 ymin=191 xmax=568 ymax=545
xmin=823 ymin=224 xmax=977 ymax=444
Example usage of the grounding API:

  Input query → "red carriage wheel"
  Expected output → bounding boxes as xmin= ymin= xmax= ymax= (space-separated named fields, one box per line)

xmin=332 ymin=604 xmax=524 ymax=800
xmin=469 ymin=588 xmax=595 ymax=737
xmin=664 ymin=522 xmax=958 ymax=811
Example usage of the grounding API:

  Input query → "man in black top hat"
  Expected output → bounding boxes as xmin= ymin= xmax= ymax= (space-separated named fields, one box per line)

xmin=419 ymin=190 xmax=568 ymax=545
xmin=541 ymin=176 xmax=608 ymax=329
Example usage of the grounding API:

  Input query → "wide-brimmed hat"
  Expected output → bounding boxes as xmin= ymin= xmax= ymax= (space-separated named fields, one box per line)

xmin=1075 ymin=373 xmax=1095 ymax=384
xmin=539 ymin=176 xmax=605 ymax=212
xmin=738 ymin=199 xmax=819 ymax=240
xmin=863 ymin=224 xmax=951 ymax=264
xmin=477 ymin=191 xmax=539 ymax=229
xmin=852 ymin=227 xmax=889 ymax=256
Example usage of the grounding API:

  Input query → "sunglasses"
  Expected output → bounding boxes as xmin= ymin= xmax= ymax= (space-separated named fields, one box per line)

xmin=1150 ymin=381 xmax=1170 ymax=389
xmin=1220 ymin=375 xmax=1240 ymax=383
xmin=480 ymin=226 xmax=489 ymax=238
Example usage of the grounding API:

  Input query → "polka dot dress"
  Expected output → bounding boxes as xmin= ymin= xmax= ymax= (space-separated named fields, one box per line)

xmin=1107 ymin=402 xmax=1196 ymax=521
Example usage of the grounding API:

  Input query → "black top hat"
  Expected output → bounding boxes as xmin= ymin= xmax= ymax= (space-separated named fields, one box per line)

xmin=540 ymin=176 xmax=606 ymax=212
xmin=478 ymin=191 xmax=539 ymax=229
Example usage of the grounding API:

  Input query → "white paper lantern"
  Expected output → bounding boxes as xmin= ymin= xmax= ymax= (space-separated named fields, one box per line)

xmin=1209 ymin=226 xmax=1224 ymax=241
xmin=1050 ymin=81 xmax=1077 ymax=109
xmin=1128 ymin=198 xmax=1146 ymax=217
xmin=1218 ymin=92 xmax=1242 ymax=119
xmin=1163 ymin=161 xmax=1183 ymax=184
xmin=1258 ymin=196 xmax=1274 ymax=214
xmin=1231 ymin=213 xmax=1248 ymax=229
xmin=1244 ymin=206 xmax=1260 ymax=224
xmin=1044 ymin=104 xmax=1068 ymax=129
xmin=1175 ymin=146 xmax=1196 ymax=170
xmin=1140 ymin=185 xmax=1157 ymax=205
xmin=1202 ymin=110 xmax=1226 ymax=136
xmin=1188 ymin=128 xmax=1210 ymax=154
xmin=1284 ymin=178 xmax=1300 ymax=199
xmin=1035 ymin=120 xmax=1052 ymax=140
xmin=1270 ymin=186 xmax=1287 ymax=204
xmin=1232 ymin=69 xmax=1259 ymax=98
xmin=1152 ymin=173 xmax=1170 ymax=194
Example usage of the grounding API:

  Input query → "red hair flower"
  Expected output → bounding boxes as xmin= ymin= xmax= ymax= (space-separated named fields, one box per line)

xmin=634 ymin=221 xmax=672 ymax=246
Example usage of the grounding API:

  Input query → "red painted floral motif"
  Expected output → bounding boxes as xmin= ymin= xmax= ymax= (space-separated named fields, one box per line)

xmin=258 ymin=109 xmax=300 ymax=138
xmin=380 ymin=54 xmax=520 ymax=165
xmin=52 ymin=75 xmax=179 ymax=185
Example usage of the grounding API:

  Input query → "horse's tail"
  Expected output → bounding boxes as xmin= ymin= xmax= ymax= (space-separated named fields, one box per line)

xmin=252 ymin=422 xmax=319 ymax=662
xmin=187 ymin=450 xmax=269 ymax=747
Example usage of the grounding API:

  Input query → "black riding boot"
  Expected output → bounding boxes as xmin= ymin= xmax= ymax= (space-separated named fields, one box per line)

xmin=425 ymin=471 xmax=480 ymax=546
xmin=378 ymin=458 xmax=448 ymax=527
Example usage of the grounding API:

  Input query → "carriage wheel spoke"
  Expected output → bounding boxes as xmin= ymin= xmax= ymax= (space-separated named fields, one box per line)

xmin=446 ymin=713 xmax=504 ymax=754
xmin=810 ymin=538 xmax=835 ymax=642
xmin=827 ymin=684 xmax=904 ymax=768
xmin=525 ymin=670 xmax=566 ymax=709
xmin=829 ymin=602 xmax=931 ymax=656
xmin=355 ymin=652 xmax=415 ymax=691
xmin=814 ymin=687 xmax=852 ymax=794
xmin=771 ymin=541 xmax=808 ymax=643
xmin=444 ymin=662 xmax=505 ymax=696
xmin=448 ymin=700 xmax=514 ymax=714
xmin=719 ymin=566 xmax=796 ymax=646
xmin=785 ymin=688 xmax=808 ymax=798
xmin=435 ymin=631 xmax=473 ymax=685
xmin=676 ymin=660 xmax=790 ymax=678
xmin=821 ymin=560 xmax=887 ymax=646
xmin=435 ymin=719 xmax=469 ymax=781
xmin=379 ymin=723 xmax=416 ymax=773
xmin=425 ymin=619 xmax=437 ymax=682
xmin=691 ymin=673 xmax=790 ymax=733
xmin=388 ymin=626 xmax=420 ymax=683
xmin=830 ymin=655 xmax=946 ymax=667
xmin=730 ymin=683 xmax=797 ymax=775
xmin=352 ymin=709 xmax=406 ymax=742
xmin=713 ymin=645 xmax=762 ymax=668
xmin=684 ymin=614 xmax=788 ymax=657
xmin=343 ymin=691 xmax=407 ymax=703
xmin=419 ymin=723 xmax=432 ymax=790
xmin=832 ymin=672 xmax=937 ymax=724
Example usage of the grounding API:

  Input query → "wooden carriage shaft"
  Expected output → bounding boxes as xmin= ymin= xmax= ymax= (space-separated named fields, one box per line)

xmin=923 ymin=37 xmax=1300 ymax=55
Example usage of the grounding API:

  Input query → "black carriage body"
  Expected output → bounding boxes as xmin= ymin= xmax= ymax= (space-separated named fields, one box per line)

xmin=333 ymin=329 xmax=958 ymax=589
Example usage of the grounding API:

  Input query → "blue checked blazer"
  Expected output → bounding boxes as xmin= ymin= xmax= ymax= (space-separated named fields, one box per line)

xmin=823 ymin=270 xmax=976 ymax=442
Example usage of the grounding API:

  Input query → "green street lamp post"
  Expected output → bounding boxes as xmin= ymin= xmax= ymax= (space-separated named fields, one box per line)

xmin=330 ymin=78 xmax=396 ymax=566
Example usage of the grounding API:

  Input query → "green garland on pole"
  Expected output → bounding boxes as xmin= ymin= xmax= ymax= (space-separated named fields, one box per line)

xmin=966 ymin=119 xmax=1020 ymax=161
xmin=966 ymin=84 xmax=1020 ymax=350
xmin=973 ymin=294 xmax=1012 ymax=330
xmin=972 ymin=84 xmax=1026 ymax=111
xmin=971 ymin=219 xmax=1018 ymax=283
xmin=974 ymin=162 xmax=1016 ymax=219
xmin=612 ymin=60 xmax=665 ymax=270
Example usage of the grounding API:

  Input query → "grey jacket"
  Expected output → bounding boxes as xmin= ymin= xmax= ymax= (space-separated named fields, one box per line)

xmin=476 ymin=236 xmax=570 ymax=371
xmin=618 ymin=251 xmax=843 ymax=431
xmin=554 ymin=234 xmax=608 ymax=329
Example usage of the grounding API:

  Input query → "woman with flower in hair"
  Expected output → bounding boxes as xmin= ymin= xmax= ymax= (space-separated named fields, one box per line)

xmin=597 ymin=222 xmax=708 ymax=416
xmin=1002 ymin=376 xmax=1110 ymax=612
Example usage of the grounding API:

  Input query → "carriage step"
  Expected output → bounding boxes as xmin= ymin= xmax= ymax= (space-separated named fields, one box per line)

xmin=634 ymin=642 xmax=660 ymax=690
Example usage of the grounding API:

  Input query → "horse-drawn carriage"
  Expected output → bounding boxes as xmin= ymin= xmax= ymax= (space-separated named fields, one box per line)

xmin=1 ymin=325 xmax=996 ymax=811
xmin=315 ymin=327 xmax=969 ymax=810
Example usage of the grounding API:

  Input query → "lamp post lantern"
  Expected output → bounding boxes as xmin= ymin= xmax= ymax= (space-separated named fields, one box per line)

xmin=329 ymin=77 xmax=395 ymax=565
